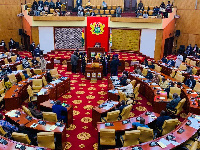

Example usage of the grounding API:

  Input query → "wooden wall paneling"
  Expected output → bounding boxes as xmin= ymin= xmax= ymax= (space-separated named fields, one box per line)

xmin=188 ymin=34 xmax=196 ymax=46
xmin=176 ymin=33 xmax=189 ymax=49
xmin=195 ymin=35 xmax=200 ymax=46
xmin=174 ymin=0 xmax=196 ymax=10
xmin=31 ymin=27 xmax=39 ymax=45
xmin=137 ymin=0 xmax=169 ymax=7
xmin=154 ymin=29 xmax=163 ymax=61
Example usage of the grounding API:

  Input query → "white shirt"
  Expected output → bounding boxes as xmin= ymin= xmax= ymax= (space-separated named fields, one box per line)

xmin=102 ymin=2 xmax=107 ymax=7
xmin=120 ymin=83 xmax=133 ymax=96
xmin=175 ymin=55 xmax=183 ymax=68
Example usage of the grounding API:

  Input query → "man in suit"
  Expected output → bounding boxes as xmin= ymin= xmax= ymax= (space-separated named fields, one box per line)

xmin=149 ymin=61 xmax=155 ymax=69
xmin=132 ymin=117 xmax=149 ymax=129
xmin=166 ymin=93 xmax=181 ymax=111
xmin=135 ymin=66 xmax=142 ymax=75
xmin=38 ymin=0 xmax=44 ymax=6
xmin=138 ymin=0 xmax=144 ymax=10
xmin=76 ymin=0 xmax=82 ymax=7
xmin=167 ymin=59 xmax=175 ymax=67
xmin=33 ymin=46 xmax=41 ymax=57
xmin=186 ymin=44 xmax=193 ymax=55
xmin=71 ymin=51 xmax=79 ymax=73
xmin=49 ymin=0 xmax=55 ymax=9
xmin=118 ymin=100 xmax=128 ymax=114
xmin=120 ymin=74 xmax=127 ymax=86
xmin=9 ymin=38 xmax=16 ymax=49
xmin=30 ymin=42 xmax=35 ymax=56
xmin=186 ymin=65 xmax=192 ymax=75
xmin=56 ymin=0 xmax=62 ymax=9
xmin=145 ymin=70 xmax=153 ymax=80
xmin=0 ymin=40 xmax=7 ymax=51
xmin=156 ymin=110 xmax=171 ymax=130
xmin=121 ymin=79 xmax=133 ymax=96
xmin=161 ymin=56 xmax=167 ymax=63
xmin=110 ymin=56 xmax=121 ymax=76
xmin=193 ymin=44 xmax=199 ymax=53
xmin=185 ymin=76 xmax=196 ymax=89
xmin=52 ymin=100 xmax=68 ymax=123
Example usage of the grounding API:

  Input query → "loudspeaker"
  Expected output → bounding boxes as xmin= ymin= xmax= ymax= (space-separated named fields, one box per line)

xmin=175 ymin=30 xmax=180 ymax=37
xmin=19 ymin=29 xmax=23 ymax=35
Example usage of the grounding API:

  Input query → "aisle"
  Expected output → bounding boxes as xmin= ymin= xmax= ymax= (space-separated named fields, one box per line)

xmin=56 ymin=64 xmax=155 ymax=150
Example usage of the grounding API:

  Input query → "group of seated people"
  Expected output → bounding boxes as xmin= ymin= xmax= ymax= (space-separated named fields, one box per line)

xmin=0 ymin=39 xmax=18 ymax=50
xmin=136 ymin=0 xmax=172 ymax=18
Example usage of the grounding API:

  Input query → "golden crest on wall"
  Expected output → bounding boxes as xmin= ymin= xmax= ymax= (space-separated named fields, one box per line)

xmin=77 ymin=132 xmax=91 ymax=140
xmin=90 ymin=22 xmax=105 ymax=35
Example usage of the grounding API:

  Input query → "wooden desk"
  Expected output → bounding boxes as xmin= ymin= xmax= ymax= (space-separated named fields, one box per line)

xmin=97 ymin=111 xmax=159 ymax=132
xmin=85 ymin=63 xmax=103 ymax=80
xmin=67 ymin=59 xmax=82 ymax=72
xmin=0 ymin=135 xmax=49 ymax=150
xmin=40 ymin=100 xmax=73 ymax=127
xmin=117 ymin=113 xmax=200 ymax=150
xmin=87 ymin=47 xmax=105 ymax=60
xmin=92 ymin=100 xmax=119 ymax=127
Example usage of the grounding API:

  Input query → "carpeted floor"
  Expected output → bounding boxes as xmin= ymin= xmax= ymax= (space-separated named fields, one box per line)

xmin=54 ymin=64 xmax=154 ymax=149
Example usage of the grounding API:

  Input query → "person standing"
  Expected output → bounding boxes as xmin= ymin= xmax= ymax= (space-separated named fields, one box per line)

xmin=0 ymin=40 xmax=7 ymax=51
xmin=9 ymin=38 xmax=16 ymax=49
xmin=175 ymin=53 xmax=183 ymax=68
xmin=40 ymin=56 xmax=47 ymax=71
xmin=52 ymin=100 xmax=68 ymax=123
xmin=81 ymin=56 xmax=86 ymax=75
xmin=30 ymin=42 xmax=35 ymax=56
xmin=101 ymin=54 xmax=108 ymax=76
xmin=71 ymin=52 xmax=79 ymax=73
xmin=102 ymin=1 xmax=107 ymax=10
xmin=110 ymin=56 xmax=120 ymax=76
xmin=116 ymin=6 xmax=122 ymax=17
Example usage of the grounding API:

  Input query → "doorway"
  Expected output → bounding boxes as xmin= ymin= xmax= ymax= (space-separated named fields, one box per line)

xmin=124 ymin=0 xmax=137 ymax=12
xmin=164 ymin=36 xmax=174 ymax=56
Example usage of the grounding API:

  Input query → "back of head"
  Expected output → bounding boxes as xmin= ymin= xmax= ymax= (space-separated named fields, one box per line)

xmin=28 ymin=102 xmax=34 ymax=108
xmin=140 ymin=117 xmax=145 ymax=124
xmin=160 ymin=110 xmax=166 ymax=116
xmin=56 ymin=100 xmax=61 ymax=105
xmin=173 ymin=93 xmax=178 ymax=99
xmin=19 ymin=124 xmax=25 ymax=130
xmin=121 ymin=100 xmax=125 ymax=106
xmin=4 ymin=76 xmax=9 ymax=82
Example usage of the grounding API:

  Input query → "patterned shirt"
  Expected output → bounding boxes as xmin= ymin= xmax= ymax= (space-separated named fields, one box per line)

xmin=0 ymin=120 xmax=18 ymax=133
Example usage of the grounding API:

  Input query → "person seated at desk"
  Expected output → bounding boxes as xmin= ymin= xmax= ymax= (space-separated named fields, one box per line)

xmin=0 ymin=113 xmax=18 ymax=137
xmin=17 ymin=124 xmax=37 ymax=145
xmin=143 ymin=59 xmax=148 ymax=66
xmin=166 ymin=93 xmax=181 ymax=111
xmin=120 ymin=79 xmax=133 ymax=96
xmin=6 ymin=66 xmax=12 ymax=74
xmin=132 ymin=117 xmax=149 ymax=129
xmin=149 ymin=61 xmax=155 ymax=69
xmin=16 ymin=54 xmax=22 ymax=62
xmin=161 ymin=56 xmax=168 ymax=63
xmin=4 ymin=76 xmax=12 ymax=89
xmin=9 ymin=38 xmax=16 ymax=49
xmin=31 ymin=57 xmax=39 ymax=66
xmin=185 ymin=76 xmax=196 ymax=89
xmin=145 ymin=70 xmax=153 ymax=80
xmin=33 ymin=46 xmax=41 ymax=57
xmin=159 ymin=78 xmax=169 ymax=89
xmin=122 ymin=70 xmax=129 ymax=78
xmin=151 ymin=73 xmax=160 ymax=84
xmin=0 ymin=68 xmax=7 ymax=79
xmin=175 ymin=53 xmax=183 ymax=68
xmin=0 ymin=40 xmax=7 ymax=51
xmin=118 ymin=100 xmax=128 ymax=118
xmin=23 ymin=70 xmax=29 ymax=79
xmin=165 ymin=81 xmax=174 ymax=97
xmin=52 ymin=100 xmax=68 ymax=123
xmin=120 ymin=74 xmax=127 ymax=86
xmin=156 ymin=110 xmax=171 ymax=130
xmin=22 ymin=57 xmax=30 ymax=69
xmin=186 ymin=65 xmax=192 ymax=75
xmin=193 ymin=44 xmax=199 ymax=53
xmin=167 ymin=59 xmax=175 ymax=67
xmin=46 ymin=71 xmax=53 ymax=83
xmin=134 ymin=66 xmax=142 ymax=75
xmin=94 ymin=42 xmax=101 ymax=48
xmin=143 ymin=11 xmax=148 ymax=18
xmin=85 ymin=1 xmax=92 ymax=9
xmin=28 ymin=102 xmax=43 ymax=119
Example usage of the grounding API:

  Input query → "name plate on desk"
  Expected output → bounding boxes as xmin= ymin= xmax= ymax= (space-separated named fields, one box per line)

xmin=105 ymin=122 xmax=114 ymax=127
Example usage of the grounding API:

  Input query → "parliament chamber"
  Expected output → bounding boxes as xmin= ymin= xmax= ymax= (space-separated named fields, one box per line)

xmin=0 ymin=0 xmax=200 ymax=150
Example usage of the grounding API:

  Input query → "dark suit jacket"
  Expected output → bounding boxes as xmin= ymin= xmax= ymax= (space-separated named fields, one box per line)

xmin=167 ymin=60 xmax=175 ymax=67
xmin=193 ymin=46 xmax=199 ymax=53
xmin=119 ymin=105 xmax=128 ymax=114
xmin=9 ymin=41 xmax=16 ymax=49
xmin=185 ymin=79 xmax=196 ymax=89
xmin=161 ymin=57 xmax=167 ymax=63
xmin=166 ymin=97 xmax=181 ymax=110
xmin=146 ymin=72 xmax=153 ymax=79
xmin=30 ymin=44 xmax=35 ymax=52
xmin=38 ymin=0 xmax=44 ymax=6
xmin=120 ymin=78 xmax=127 ymax=86
xmin=156 ymin=115 xmax=171 ymax=129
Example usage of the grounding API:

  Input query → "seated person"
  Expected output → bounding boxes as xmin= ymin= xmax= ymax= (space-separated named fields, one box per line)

xmin=134 ymin=66 xmax=142 ymax=75
xmin=186 ymin=65 xmax=192 ymax=75
xmin=165 ymin=81 xmax=174 ymax=97
xmin=22 ymin=57 xmax=30 ymax=69
xmin=143 ymin=59 xmax=148 ymax=66
xmin=166 ymin=93 xmax=181 ymax=111
xmin=31 ymin=57 xmax=39 ymax=66
xmin=90 ymin=10 xmax=96 ymax=16
xmin=167 ymin=59 xmax=175 ymax=67
xmin=17 ymin=124 xmax=37 ymax=145
xmin=22 ymin=70 xmax=29 ymax=79
xmin=46 ymin=71 xmax=53 ymax=83
xmin=52 ymin=100 xmax=68 ymax=123
xmin=132 ymin=117 xmax=149 ymax=129
xmin=4 ymin=76 xmax=12 ymax=89
xmin=122 ymin=70 xmax=128 ymax=78
xmin=120 ymin=74 xmax=127 ymax=86
xmin=156 ymin=110 xmax=171 ymax=130
xmin=0 ymin=68 xmax=7 ymax=79
xmin=85 ymin=9 xmax=90 ymax=17
xmin=16 ymin=54 xmax=22 ymax=62
xmin=185 ymin=76 xmax=196 ymax=89
xmin=160 ymin=78 xmax=169 ymax=89
xmin=102 ymin=1 xmax=107 ymax=10
xmin=33 ymin=46 xmax=41 ymax=57
xmin=166 ymin=1 xmax=172 ymax=13
xmin=176 ymin=82 xmax=182 ymax=88
xmin=145 ymin=70 xmax=153 ymax=80
xmin=161 ymin=56 xmax=167 ymax=63
xmin=7 ymin=66 xmax=12 ymax=74
xmin=28 ymin=103 xmax=43 ymax=119
xmin=120 ymin=79 xmax=133 ymax=96
xmin=118 ymin=100 xmax=128 ymax=114
xmin=143 ymin=11 xmax=148 ymax=18
xmin=151 ymin=73 xmax=160 ymax=84
xmin=149 ymin=62 xmax=155 ymax=69
xmin=0 ymin=113 xmax=18 ymax=137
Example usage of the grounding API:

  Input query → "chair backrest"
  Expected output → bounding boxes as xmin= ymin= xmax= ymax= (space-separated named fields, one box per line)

xmin=12 ymin=132 xmax=31 ymax=144
xmin=17 ymin=64 xmax=23 ymax=70
xmin=0 ymin=126 xmax=7 ymax=136
xmin=118 ymin=91 xmax=127 ymax=102
xmin=142 ymin=68 xmax=148 ymax=76
xmin=174 ymin=74 xmax=185 ymax=83
xmin=133 ymin=84 xmax=140 ymax=98
xmin=25 ymin=68 xmax=32 ymax=77
xmin=144 ymin=6 xmax=148 ymax=10
xmin=4 ymin=58 xmax=9 ymax=64
xmin=36 ymin=57 xmax=40 ymax=62
xmin=162 ymin=118 xmax=179 ymax=135
xmin=123 ymin=130 xmax=140 ymax=147
xmin=42 ymin=112 xmax=57 ymax=122
xmin=50 ymin=69 xmax=58 ymax=77
xmin=100 ymin=10 xmax=104 ymax=14
xmin=8 ymin=73 xmax=17 ymax=84
xmin=27 ymin=85 xmax=33 ymax=97
xmin=22 ymin=105 xmax=33 ymax=117
xmin=42 ymin=76 xmax=47 ymax=86
xmin=185 ymin=58 xmax=191 ymax=64
xmin=169 ymin=87 xmax=181 ymax=99
xmin=190 ymin=60 xmax=196 ymax=66
xmin=121 ymin=104 xmax=132 ymax=120
xmin=100 ymin=129 xmax=115 ymax=146
xmin=20 ymin=72 xmax=25 ymax=80
xmin=179 ymin=64 xmax=187 ymax=70
xmin=97 ymin=5 xmax=101 ymax=9
xmin=105 ymin=10 xmax=109 ymax=14
xmin=11 ymin=56 xmax=17 ymax=63
xmin=148 ymin=10 xmax=153 ymax=16
xmin=110 ymin=10 xmax=115 ymax=14
xmin=112 ymin=5 xmax=117 ymax=10
xmin=170 ymin=70 xmax=176 ymax=78
xmin=32 ymin=79 xmax=43 ymax=90
xmin=192 ymin=67 xmax=197 ymax=75
xmin=0 ymin=81 xmax=5 ymax=95
xmin=175 ymin=98 xmax=186 ymax=115
xmin=155 ymin=64 xmax=162 ymax=72
xmin=106 ymin=110 xmax=120 ymax=122
xmin=33 ymin=69 xmax=42 ymax=75
xmin=130 ymin=80 xmax=136 ymax=88
xmin=37 ymin=132 xmax=55 ymax=149
xmin=194 ymin=82 xmax=200 ymax=93
xmin=138 ymin=127 xmax=153 ymax=143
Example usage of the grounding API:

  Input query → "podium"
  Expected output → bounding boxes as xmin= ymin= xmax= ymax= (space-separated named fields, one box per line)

xmin=87 ymin=47 xmax=105 ymax=60
xmin=85 ymin=63 xmax=103 ymax=80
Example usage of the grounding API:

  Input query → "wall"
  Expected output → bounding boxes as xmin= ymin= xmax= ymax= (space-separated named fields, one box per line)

xmin=0 ymin=0 xmax=23 ymax=46
xmin=140 ymin=29 xmax=157 ymax=58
